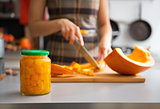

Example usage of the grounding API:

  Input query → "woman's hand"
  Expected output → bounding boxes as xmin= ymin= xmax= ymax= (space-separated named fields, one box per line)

xmin=97 ymin=0 xmax=112 ymax=61
xmin=97 ymin=37 xmax=112 ymax=61
xmin=58 ymin=19 xmax=84 ymax=45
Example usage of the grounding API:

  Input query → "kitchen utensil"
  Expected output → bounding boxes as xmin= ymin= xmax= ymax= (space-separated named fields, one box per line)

xmin=74 ymin=37 xmax=99 ymax=69
xmin=129 ymin=0 xmax=152 ymax=41
xmin=51 ymin=68 xmax=145 ymax=83
xmin=110 ymin=19 xmax=120 ymax=40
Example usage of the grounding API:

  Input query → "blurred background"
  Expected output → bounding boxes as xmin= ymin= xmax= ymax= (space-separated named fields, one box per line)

xmin=0 ymin=1 xmax=160 ymax=108
xmin=109 ymin=0 xmax=160 ymax=60
xmin=0 ymin=0 xmax=160 ymax=59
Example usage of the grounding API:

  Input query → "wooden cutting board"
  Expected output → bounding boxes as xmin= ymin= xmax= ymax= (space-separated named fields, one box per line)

xmin=51 ymin=67 xmax=145 ymax=83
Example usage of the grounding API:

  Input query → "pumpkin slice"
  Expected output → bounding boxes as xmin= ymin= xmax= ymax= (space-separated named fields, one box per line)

xmin=104 ymin=45 xmax=155 ymax=75
xmin=80 ymin=69 xmax=95 ymax=76
xmin=70 ymin=61 xmax=81 ymax=72
xmin=94 ymin=60 xmax=106 ymax=72
xmin=51 ymin=63 xmax=75 ymax=77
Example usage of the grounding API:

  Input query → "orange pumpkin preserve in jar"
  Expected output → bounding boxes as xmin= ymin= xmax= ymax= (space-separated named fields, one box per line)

xmin=20 ymin=50 xmax=51 ymax=95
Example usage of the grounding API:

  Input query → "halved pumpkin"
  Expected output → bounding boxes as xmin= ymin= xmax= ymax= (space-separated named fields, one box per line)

xmin=104 ymin=45 xmax=155 ymax=75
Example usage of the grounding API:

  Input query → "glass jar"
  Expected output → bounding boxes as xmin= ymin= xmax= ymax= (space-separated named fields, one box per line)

xmin=20 ymin=50 xmax=51 ymax=95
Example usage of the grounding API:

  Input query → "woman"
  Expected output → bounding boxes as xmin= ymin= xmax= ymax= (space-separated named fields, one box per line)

xmin=29 ymin=0 xmax=112 ymax=65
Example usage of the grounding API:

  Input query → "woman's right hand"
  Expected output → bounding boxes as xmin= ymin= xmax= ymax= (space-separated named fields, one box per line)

xmin=58 ymin=19 xmax=84 ymax=45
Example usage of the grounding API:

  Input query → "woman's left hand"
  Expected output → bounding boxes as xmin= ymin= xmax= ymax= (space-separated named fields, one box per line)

xmin=97 ymin=37 xmax=112 ymax=61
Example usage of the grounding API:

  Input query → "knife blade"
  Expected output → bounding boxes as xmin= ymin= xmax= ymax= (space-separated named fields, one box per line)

xmin=74 ymin=38 xmax=100 ymax=69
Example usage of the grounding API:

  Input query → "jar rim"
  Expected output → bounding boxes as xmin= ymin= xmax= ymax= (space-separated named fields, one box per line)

xmin=21 ymin=50 xmax=50 ymax=56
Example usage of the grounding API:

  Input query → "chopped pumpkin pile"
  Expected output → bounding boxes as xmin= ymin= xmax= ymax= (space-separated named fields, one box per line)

xmin=51 ymin=60 xmax=106 ymax=77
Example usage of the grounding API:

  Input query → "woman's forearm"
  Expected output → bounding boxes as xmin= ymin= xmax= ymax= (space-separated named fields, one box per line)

xmin=29 ymin=0 xmax=62 ymax=37
xmin=29 ymin=19 xmax=61 ymax=37
xmin=98 ymin=0 xmax=112 ymax=44
xmin=99 ymin=23 xmax=112 ymax=44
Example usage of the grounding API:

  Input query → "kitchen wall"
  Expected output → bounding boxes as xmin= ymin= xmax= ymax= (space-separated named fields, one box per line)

xmin=110 ymin=0 xmax=160 ymax=57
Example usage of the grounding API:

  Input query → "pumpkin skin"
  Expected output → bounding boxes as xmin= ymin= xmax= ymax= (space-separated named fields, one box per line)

xmin=104 ymin=45 xmax=155 ymax=75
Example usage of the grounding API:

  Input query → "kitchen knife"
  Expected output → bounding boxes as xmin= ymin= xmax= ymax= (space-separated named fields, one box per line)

xmin=74 ymin=37 xmax=100 ymax=69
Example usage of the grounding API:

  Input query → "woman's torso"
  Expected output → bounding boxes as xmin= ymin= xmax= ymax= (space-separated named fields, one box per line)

xmin=46 ymin=0 xmax=100 ymax=65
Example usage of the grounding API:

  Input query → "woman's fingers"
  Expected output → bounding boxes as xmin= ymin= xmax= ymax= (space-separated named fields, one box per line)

xmin=107 ymin=47 xmax=112 ymax=54
xmin=65 ymin=28 xmax=70 ymax=40
xmin=75 ymin=27 xmax=84 ymax=46
xmin=97 ymin=52 xmax=102 ymax=61
xmin=61 ymin=27 xmax=69 ymax=40
xmin=60 ymin=19 xmax=84 ymax=45
xmin=61 ymin=28 xmax=66 ymax=39
xmin=98 ymin=46 xmax=112 ymax=61
xmin=69 ymin=29 xmax=75 ymax=45
xmin=97 ymin=47 xmax=103 ymax=61
xmin=68 ymin=26 xmax=84 ymax=45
